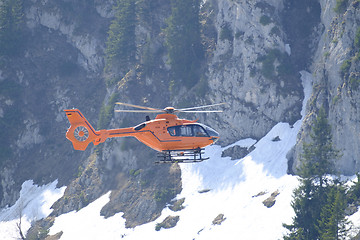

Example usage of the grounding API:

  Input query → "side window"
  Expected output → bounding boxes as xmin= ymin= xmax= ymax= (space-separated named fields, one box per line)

xmin=168 ymin=125 xmax=208 ymax=137
xmin=180 ymin=125 xmax=193 ymax=136
xmin=168 ymin=125 xmax=194 ymax=137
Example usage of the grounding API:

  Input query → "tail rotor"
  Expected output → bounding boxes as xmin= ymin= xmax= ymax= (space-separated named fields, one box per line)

xmin=64 ymin=109 xmax=98 ymax=150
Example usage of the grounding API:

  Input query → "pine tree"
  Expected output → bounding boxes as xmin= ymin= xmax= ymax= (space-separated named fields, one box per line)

xmin=347 ymin=173 xmax=360 ymax=204
xmin=284 ymin=178 xmax=318 ymax=240
xmin=105 ymin=0 xmax=136 ymax=69
xmin=164 ymin=0 xmax=203 ymax=89
xmin=317 ymin=185 xmax=349 ymax=240
xmin=283 ymin=107 xmax=345 ymax=240
xmin=299 ymin=108 xmax=339 ymax=185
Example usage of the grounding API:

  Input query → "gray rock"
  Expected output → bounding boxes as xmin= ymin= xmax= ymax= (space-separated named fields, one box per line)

xmin=212 ymin=213 xmax=226 ymax=225
xmin=155 ymin=216 xmax=180 ymax=231
xmin=262 ymin=190 xmax=280 ymax=208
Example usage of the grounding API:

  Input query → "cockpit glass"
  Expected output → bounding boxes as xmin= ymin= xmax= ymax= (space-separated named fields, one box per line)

xmin=179 ymin=125 xmax=193 ymax=136
xmin=168 ymin=127 xmax=176 ymax=136
xmin=193 ymin=125 xmax=207 ymax=137
xmin=202 ymin=125 xmax=219 ymax=137
xmin=167 ymin=124 xmax=218 ymax=137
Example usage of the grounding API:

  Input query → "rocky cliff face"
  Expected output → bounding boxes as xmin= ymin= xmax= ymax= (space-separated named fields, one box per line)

xmin=1 ymin=0 xmax=180 ymax=231
xmin=0 ymin=0 xmax=108 ymax=208
xmin=0 ymin=0 xmax=359 ymax=238
xmin=293 ymin=0 xmax=360 ymax=175
xmin=204 ymin=0 xmax=305 ymax=147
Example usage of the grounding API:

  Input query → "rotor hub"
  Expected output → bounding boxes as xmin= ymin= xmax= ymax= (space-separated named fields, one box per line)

xmin=164 ymin=107 xmax=175 ymax=114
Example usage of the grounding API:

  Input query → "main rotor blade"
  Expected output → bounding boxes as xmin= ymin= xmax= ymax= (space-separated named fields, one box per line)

xmin=178 ymin=110 xmax=223 ymax=113
xmin=177 ymin=103 xmax=226 ymax=111
xmin=115 ymin=102 xmax=161 ymax=111
xmin=115 ymin=110 xmax=164 ymax=113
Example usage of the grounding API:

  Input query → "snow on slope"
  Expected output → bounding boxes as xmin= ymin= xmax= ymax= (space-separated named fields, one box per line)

xmin=120 ymin=126 xmax=300 ymax=240
xmin=1 ymin=71 xmax=318 ymax=240
xmin=0 ymin=180 xmax=65 ymax=239
xmin=48 ymin=123 xmax=299 ymax=240
xmin=50 ymin=192 xmax=126 ymax=239
xmin=46 ymin=71 xmax=314 ymax=240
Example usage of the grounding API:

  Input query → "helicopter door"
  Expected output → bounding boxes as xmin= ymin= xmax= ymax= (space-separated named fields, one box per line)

xmin=168 ymin=125 xmax=193 ymax=137
xmin=167 ymin=125 xmax=208 ymax=137
xmin=168 ymin=125 xmax=192 ymax=136
xmin=179 ymin=125 xmax=192 ymax=136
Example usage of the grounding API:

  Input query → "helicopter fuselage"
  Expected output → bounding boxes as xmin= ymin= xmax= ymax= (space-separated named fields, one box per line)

xmin=64 ymin=109 xmax=219 ymax=152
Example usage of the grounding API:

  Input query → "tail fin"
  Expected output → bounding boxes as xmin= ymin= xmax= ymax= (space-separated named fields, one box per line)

xmin=64 ymin=109 xmax=99 ymax=151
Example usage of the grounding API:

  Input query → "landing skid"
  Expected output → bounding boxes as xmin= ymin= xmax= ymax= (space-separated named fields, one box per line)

xmin=155 ymin=148 xmax=209 ymax=163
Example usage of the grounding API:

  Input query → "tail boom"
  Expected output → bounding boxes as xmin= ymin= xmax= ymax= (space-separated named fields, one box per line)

xmin=64 ymin=109 xmax=136 ymax=151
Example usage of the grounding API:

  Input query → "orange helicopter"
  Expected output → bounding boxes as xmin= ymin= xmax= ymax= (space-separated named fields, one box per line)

xmin=64 ymin=102 xmax=224 ymax=163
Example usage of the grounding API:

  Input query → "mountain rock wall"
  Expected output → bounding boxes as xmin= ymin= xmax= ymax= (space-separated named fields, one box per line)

xmin=293 ymin=0 xmax=360 ymax=175
xmin=205 ymin=0 xmax=303 ymax=146
xmin=0 ymin=1 xmax=359 ymax=237
xmin=0 ymin=0 xmax=109 ymax=209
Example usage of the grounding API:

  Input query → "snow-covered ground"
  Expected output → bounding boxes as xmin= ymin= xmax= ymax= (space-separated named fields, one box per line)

xmin=47 ymin=71 xmax=313 ymax=240
xmin=0 ymin=180 xmax=65 ymax=239
xmin=2 ymin=71 xmax=359 ymax=239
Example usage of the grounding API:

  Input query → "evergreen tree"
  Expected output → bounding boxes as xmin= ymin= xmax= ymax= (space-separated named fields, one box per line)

xmin=105 ymin=0 xmax=136 ymax=69
xmin=284 ymin=178 xmax=319 ymax=240
xmin=164 ymin=0 xmax=203 ymax=89
xmin=300 ymin=108 xmax=339 ymax=185
xmin=347 ymin=173 xmax=360 ymax=204
xmin=137 ymin=0 xmax=155 ymax=27
xmin=317 ymin=185 xmax=349 ymax=240
xmin=284 ymin=107 xmax=346 ymax=240
xmin=0 ymin=0 xmax=24 ymax=56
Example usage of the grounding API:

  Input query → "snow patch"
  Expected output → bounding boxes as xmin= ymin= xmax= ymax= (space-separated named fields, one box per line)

xmin=49 ymin=192 xmax=126 ymax=239
xmin=0 ymin=180 xmax=65 ymax=239
xmin=349 ymin=208 xmax=360 ymax=238
xmin=285 ymin=44 xmax=291 ymax=55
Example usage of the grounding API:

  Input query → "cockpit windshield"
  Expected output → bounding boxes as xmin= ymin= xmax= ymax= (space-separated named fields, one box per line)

xmin=201 ymin=124 xmax=219 ymax=137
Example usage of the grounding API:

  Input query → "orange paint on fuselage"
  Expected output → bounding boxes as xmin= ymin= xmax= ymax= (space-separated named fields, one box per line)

xmin=64 ymin=109 xmax=219 ymax=152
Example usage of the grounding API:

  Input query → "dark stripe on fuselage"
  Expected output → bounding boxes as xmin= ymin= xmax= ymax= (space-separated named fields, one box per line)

xmin=109 ymin=130 xmax=181 ymax=143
